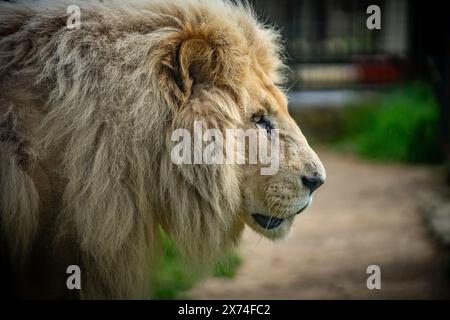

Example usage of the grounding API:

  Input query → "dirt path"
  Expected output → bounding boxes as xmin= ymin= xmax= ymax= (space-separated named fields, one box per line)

xmin=189 ymin=148 xmax=450 ymax=299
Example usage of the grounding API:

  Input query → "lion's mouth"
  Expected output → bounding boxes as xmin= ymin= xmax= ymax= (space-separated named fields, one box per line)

xmin=252 ymin=214 xmax=284 ymax=229
xmin=296 ymin=205 xmax=308 ymax=215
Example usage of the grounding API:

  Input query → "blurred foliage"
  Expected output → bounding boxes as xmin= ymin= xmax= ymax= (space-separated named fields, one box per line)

xmin=212 ymin=252 xmax=242 ymax=278
xmin=346 ymin=83 xmax=443 ymax=163
xmin=294 ymin=83 xmax=443 ymax=164
xmin=150 ymin=230 xmax=241 ymax=299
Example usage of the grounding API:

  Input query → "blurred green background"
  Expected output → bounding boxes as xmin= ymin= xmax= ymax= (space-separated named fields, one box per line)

xmin=291 ymin=83 xmax=443 ymax=163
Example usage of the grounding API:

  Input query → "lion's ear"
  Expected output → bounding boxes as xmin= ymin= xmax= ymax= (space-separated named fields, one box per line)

xmin=178 ymin=38 xmax=217 ymax=96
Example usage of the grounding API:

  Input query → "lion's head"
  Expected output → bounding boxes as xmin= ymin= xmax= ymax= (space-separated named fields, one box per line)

xmin=161 ymin=1 xmax=326 ymax=247
xmin=163 ymin=1 xmax=325 ymax=239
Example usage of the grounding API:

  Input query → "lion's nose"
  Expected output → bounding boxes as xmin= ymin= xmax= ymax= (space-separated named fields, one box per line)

xmin=301 ymin=174 xmax=324 ymax=193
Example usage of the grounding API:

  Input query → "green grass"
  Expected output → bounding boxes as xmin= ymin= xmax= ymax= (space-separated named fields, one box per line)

xmin=150 ymin=230 xmax=242 ymax=299
xmin=149 ymin=231 xmax=198 ymax=299
xmin=335 ymin=83 xmax=443 ymax=164
xmin=212 ymin=252 xmax=242 ymax=278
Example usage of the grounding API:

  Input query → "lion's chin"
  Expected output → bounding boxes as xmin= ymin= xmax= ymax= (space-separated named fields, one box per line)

xmin=245 ymin=214 xmax=295 ymax=239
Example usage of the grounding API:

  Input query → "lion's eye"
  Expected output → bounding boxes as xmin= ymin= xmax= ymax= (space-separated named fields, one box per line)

xmin=252 ymin=114 xmax=274 ymax=135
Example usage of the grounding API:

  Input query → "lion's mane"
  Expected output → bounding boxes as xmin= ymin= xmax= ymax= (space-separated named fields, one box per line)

xmin=0 ymin=0 xmax=284 ymax=298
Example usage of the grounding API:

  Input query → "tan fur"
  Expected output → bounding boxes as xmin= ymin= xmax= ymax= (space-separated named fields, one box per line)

xmin=0 ymin=0 xmax=325 ymax=299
